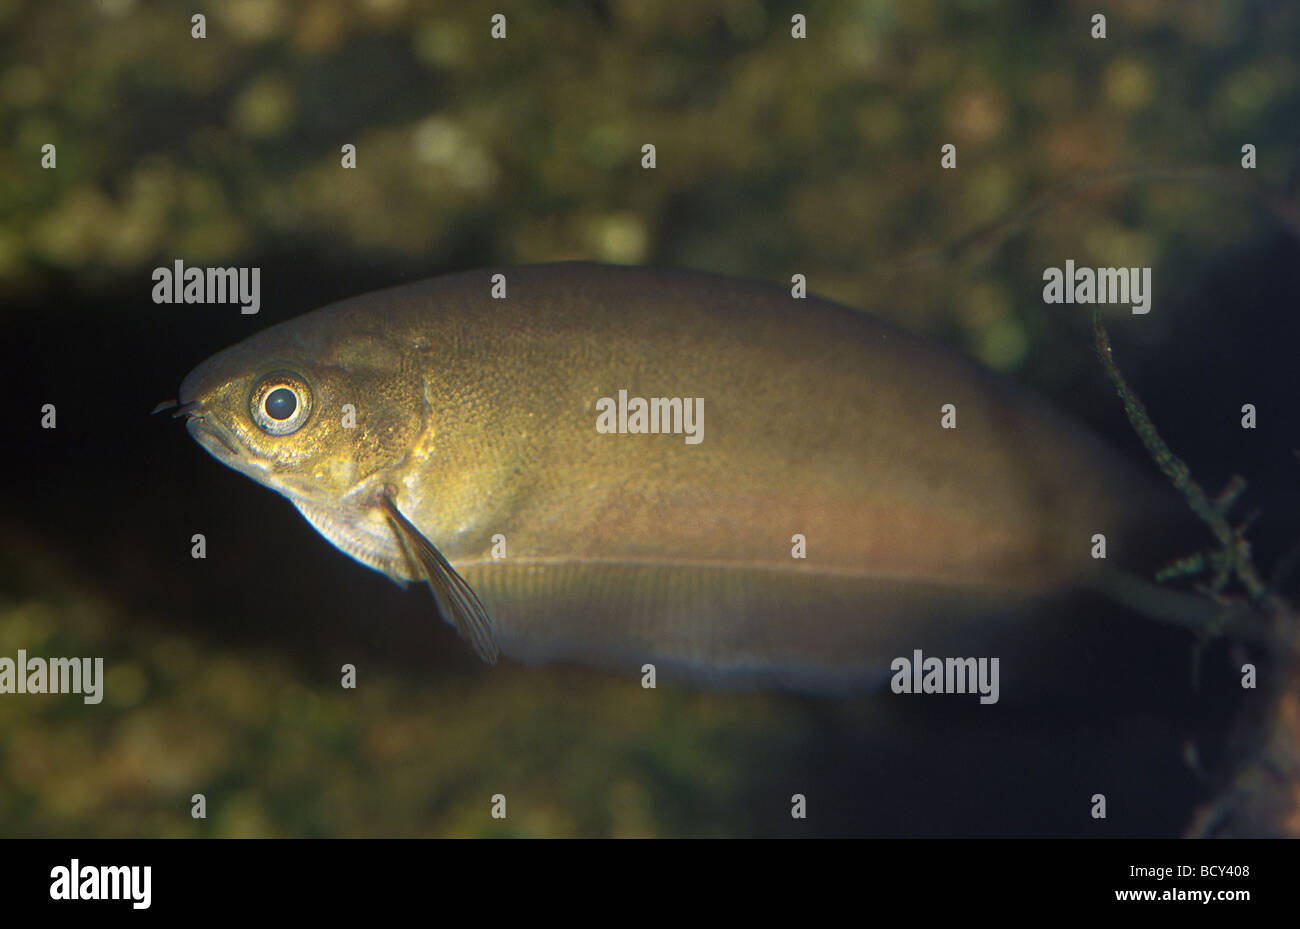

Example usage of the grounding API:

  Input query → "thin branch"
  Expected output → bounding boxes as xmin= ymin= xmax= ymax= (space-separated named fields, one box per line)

xmin=1092 ymin=311 xmax=1270 ymax=604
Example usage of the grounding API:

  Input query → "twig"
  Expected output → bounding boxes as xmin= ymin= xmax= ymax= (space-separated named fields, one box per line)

xmin=1092 ymin=312 xmax=1271 ymax=604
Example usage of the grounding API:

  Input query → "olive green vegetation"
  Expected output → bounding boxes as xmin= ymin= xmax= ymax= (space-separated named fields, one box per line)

xmin=4 ymin=0 xmax=1295 ymax=371
xmin=1 ymin=0 xmax=1295 ymax=836
xmin=2 ymin=534 xmax=812 ymax=837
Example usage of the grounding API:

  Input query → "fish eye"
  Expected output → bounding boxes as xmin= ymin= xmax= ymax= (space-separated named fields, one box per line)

xmin=265 ymin=387 xmax=296 ymax=420
xmin=250 ymin=372 xmax=313 ymax=435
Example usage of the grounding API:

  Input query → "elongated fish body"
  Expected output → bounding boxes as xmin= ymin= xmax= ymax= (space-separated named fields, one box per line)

xmin=177 ymin=263 xmax=1179 ymax=691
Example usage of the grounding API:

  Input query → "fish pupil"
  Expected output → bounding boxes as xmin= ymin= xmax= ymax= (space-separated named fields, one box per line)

xmin=265 ymin=387 xmax=297 ymax=420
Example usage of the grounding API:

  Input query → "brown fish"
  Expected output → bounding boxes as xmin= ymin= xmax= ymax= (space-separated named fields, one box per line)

xmin=175 ymin=263 xmax=1187 ymax=691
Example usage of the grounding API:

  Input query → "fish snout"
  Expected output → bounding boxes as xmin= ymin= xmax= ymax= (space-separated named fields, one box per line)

xmin=177 ymin=362 xmax=219 ymax=410
xmin=184 ymin=409 xmax=243 ymax=459
xmin=164 ymin=378 xmax=244 ymax=459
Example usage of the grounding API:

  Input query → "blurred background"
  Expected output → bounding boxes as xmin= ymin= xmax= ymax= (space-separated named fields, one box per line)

xmin=1 ymin=0 xmax=1297 ymax=836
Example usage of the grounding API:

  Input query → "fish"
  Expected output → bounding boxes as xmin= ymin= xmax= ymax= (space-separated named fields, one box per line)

xmin=172 ymin=262 xmax=1193 ymax=692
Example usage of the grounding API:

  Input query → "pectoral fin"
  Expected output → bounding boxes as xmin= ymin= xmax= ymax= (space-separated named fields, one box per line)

xmin=378 ymin=491 xmax=500 ymax=665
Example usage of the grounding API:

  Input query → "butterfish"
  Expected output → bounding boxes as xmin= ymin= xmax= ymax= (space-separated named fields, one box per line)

xmin=171 ymin=263 xmax=1188 ymax=691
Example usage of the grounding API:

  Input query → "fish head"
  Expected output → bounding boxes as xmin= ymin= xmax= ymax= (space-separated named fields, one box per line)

xmin=176 ymin=316 xmax=426 ymax=510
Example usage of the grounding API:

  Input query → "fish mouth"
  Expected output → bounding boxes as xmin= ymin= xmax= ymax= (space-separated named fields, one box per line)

xmin=188 ymin=417 xmax=243 ymax=460
xmin=160 ymin=397 xmax=244 ymax=460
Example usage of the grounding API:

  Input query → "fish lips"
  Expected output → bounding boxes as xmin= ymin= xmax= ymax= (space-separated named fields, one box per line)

xmin=176 ymin=359 xmax=246 ymax=461
xmin=184 ymin=412 xmax=245 ymax=462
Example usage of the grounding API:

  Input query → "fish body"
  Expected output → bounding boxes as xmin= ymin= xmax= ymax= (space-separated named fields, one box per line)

xmin=177 ymin=263 xmax=1180 ymax=690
